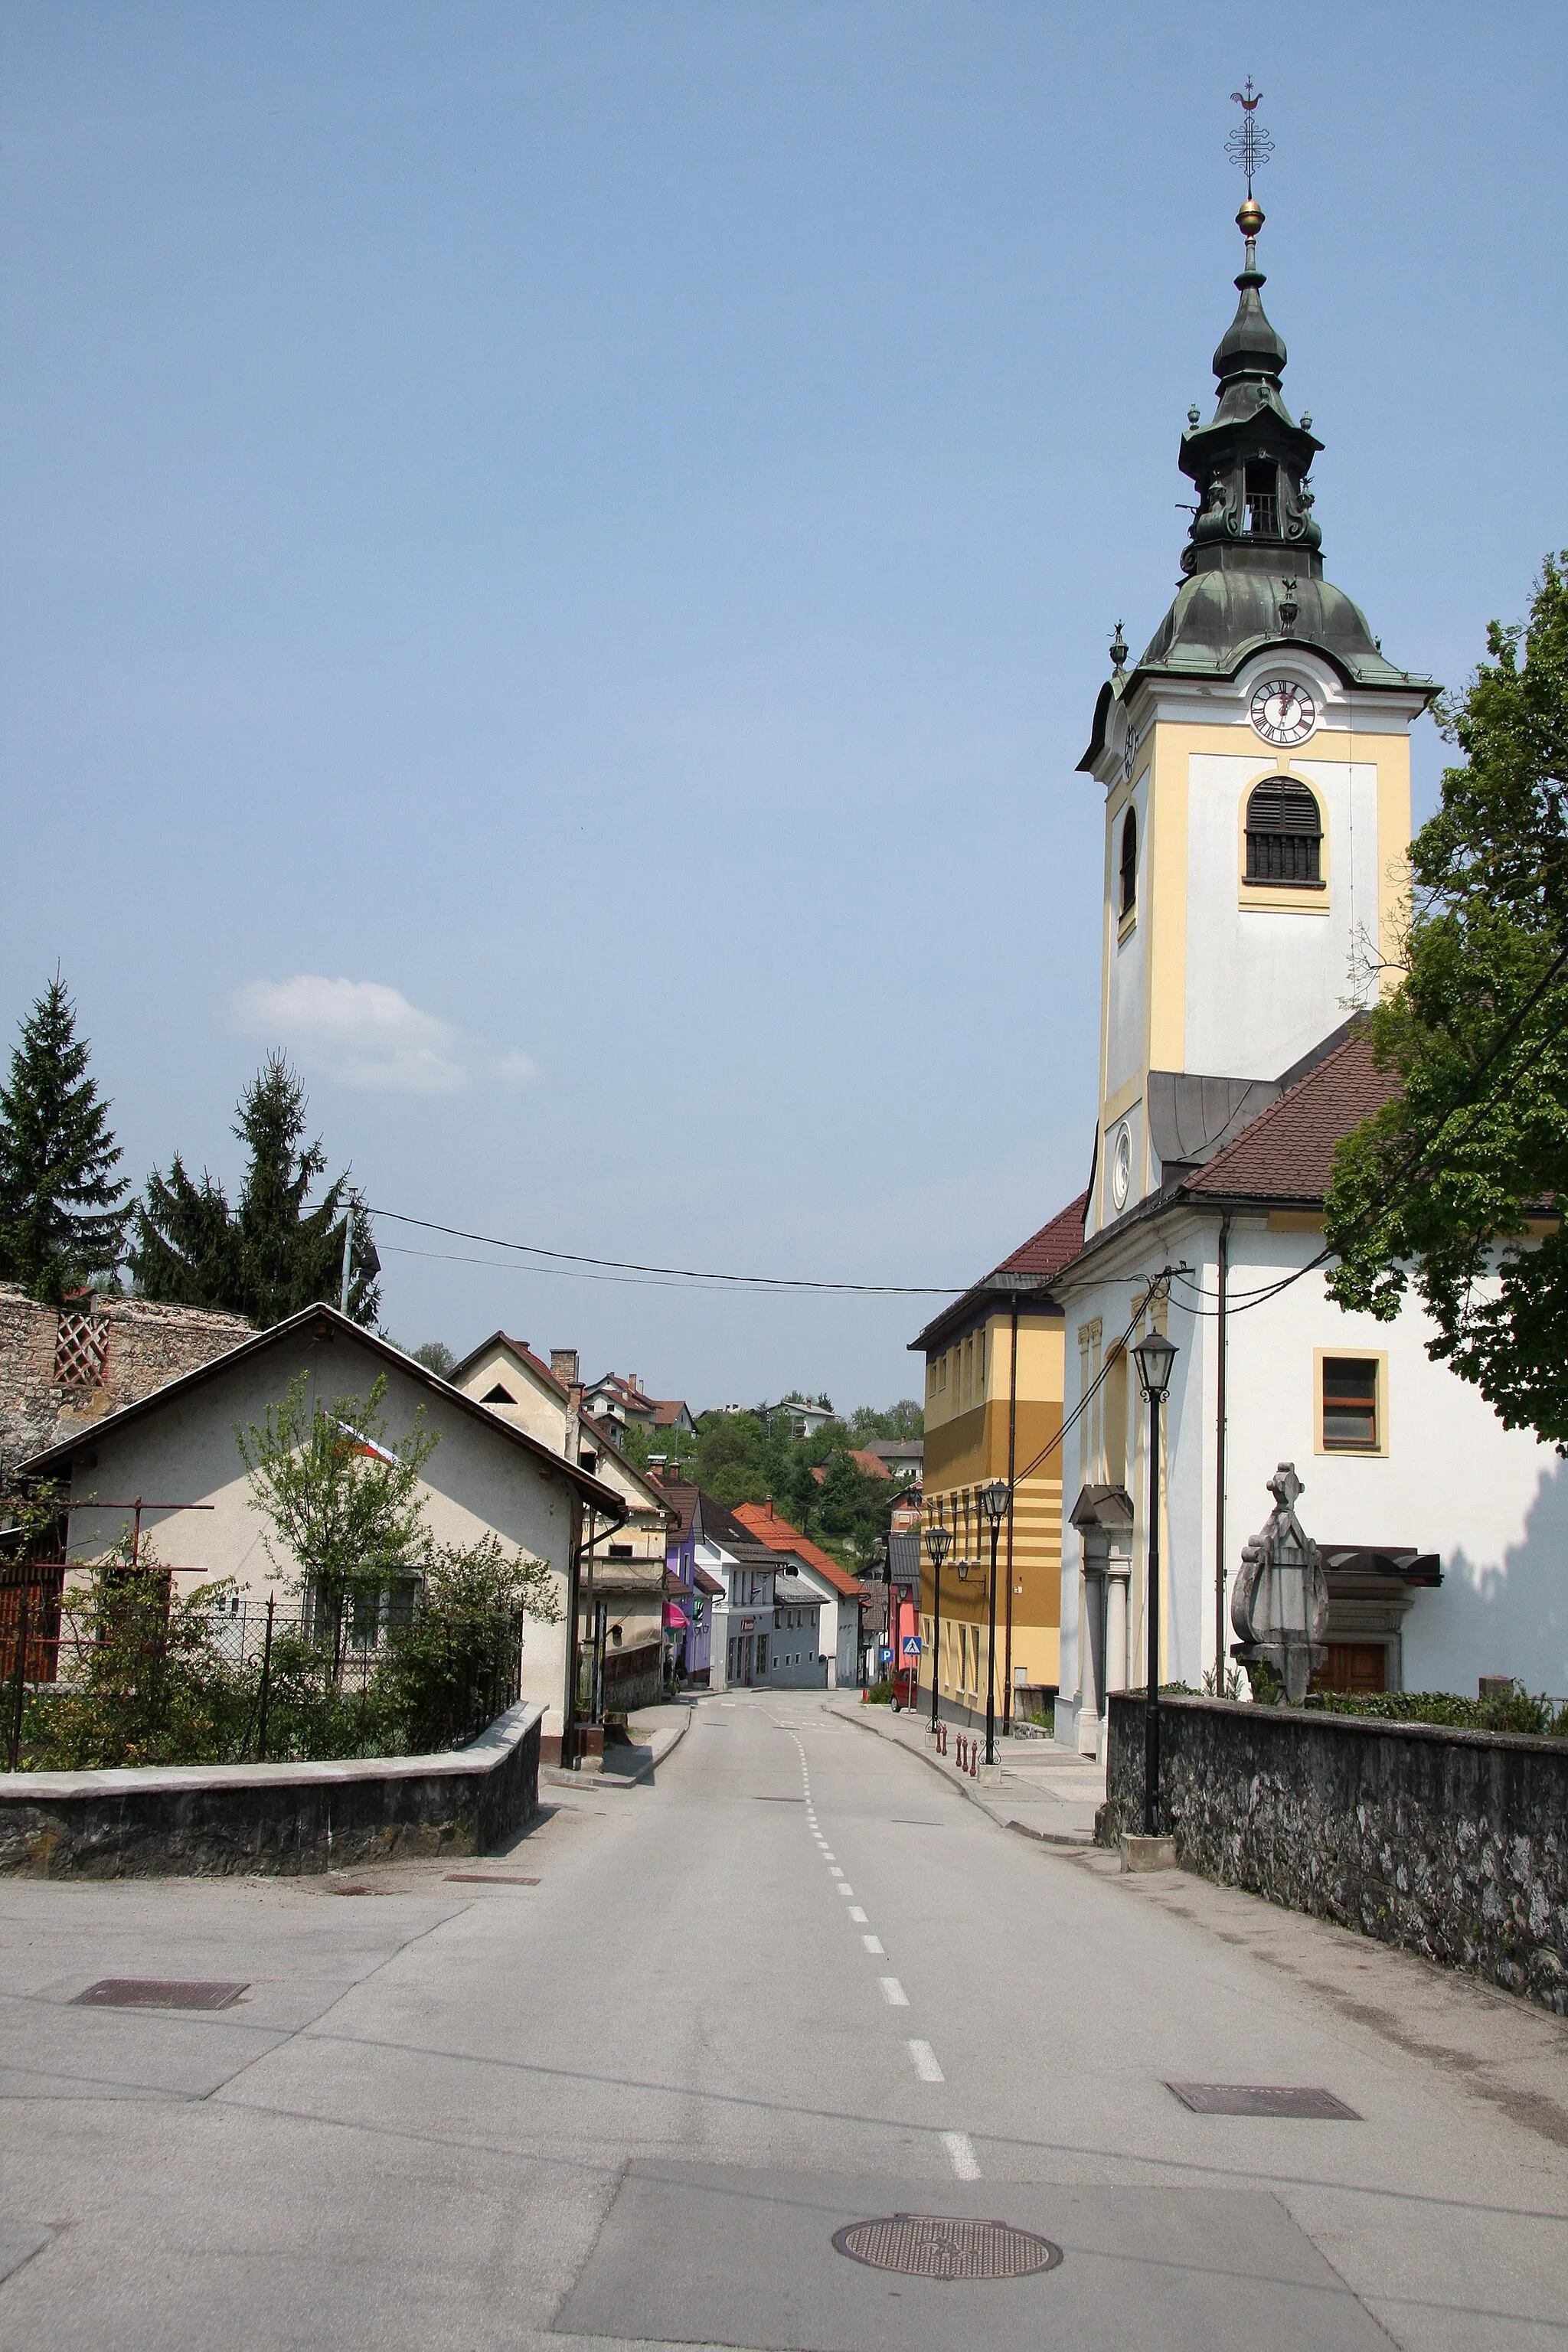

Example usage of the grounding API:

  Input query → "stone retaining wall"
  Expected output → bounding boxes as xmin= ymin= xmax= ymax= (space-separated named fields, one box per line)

xmin=0 ymin=1701 xmax=542 ymax=1880
xmin=1100 ymin=1692 xmax=1568 ymax=2014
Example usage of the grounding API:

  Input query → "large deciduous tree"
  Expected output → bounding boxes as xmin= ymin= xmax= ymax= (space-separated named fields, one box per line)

xmin=0 ymin=977 xmax=129 ymax=1301
xmin=1325 ymin=554 xmax=1568 ymax=1444
xmin=129 ymin=1054 xmax=379 ymax=1326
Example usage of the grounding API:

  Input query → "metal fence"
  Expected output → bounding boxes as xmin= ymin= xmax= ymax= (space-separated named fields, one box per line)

xmin=5 ymin=1569 xmax=523 ymax=1771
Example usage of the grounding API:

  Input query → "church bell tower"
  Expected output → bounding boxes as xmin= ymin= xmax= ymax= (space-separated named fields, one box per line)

xmin=1078 ymin=91 xmax=1437 ymax=1242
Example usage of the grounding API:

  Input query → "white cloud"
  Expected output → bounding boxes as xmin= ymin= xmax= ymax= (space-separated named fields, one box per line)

xmin=493 ymin=1049 xmax=539 ymax=1089
xmin=232 ymin=976 xmax=467 ymax=1095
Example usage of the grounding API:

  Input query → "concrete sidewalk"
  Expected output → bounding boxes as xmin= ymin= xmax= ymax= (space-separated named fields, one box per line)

xmin=542 ymin=1699 xmax=692 ymax=1791
xmin=828 ymin=1693 xmax=1105 ymax=1844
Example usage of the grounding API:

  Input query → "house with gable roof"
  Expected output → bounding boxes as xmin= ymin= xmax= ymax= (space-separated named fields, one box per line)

xmin=15 ymin=1305 xmax=623 ymax=1760
xmin=449 ymin=1333 xmax=677 ymax=1708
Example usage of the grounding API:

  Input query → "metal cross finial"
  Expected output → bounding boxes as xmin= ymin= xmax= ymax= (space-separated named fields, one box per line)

xmin=1227 ymin=78 xmax=1273 ymax=198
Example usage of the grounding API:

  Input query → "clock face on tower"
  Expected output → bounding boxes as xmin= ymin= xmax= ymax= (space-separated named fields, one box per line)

xmin=1250 ymin=677 xmax=1317 ymax=747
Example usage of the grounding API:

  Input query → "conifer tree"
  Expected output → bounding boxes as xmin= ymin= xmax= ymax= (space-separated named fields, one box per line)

xmin=129 ymin=1055 xmax=380 ymax=1327
xmin=0 ymin=977 xmax=129 ymax=1301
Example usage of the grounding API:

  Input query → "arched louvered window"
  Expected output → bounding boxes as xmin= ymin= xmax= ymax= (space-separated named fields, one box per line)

xmin=1246 ymin=776 xmax=1322 ymax=886
xmin=1119 ymin=806 xmax=1138 ymax=918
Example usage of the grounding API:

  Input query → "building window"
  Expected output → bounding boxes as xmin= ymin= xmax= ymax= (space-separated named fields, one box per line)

xmin=1243 ymin=460 xmax=1279 ymax=537
xmin=1246 ymin=776 xmax=1322 ymax=885
xmin=1119 ymin=806 xmax=1137 ymax=918
xmin=1322 ymin=1357 xmax=1380 ymax=1451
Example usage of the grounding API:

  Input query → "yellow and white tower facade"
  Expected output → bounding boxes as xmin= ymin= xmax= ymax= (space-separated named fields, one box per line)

xmin=1078 ymin=192 xmax=1436 ymax=1239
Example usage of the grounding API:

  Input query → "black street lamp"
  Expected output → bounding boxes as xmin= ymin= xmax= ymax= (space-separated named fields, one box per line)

xmin=1131 ymin=1325 xmax=1178 ymax=1838
xmin=923 ymin=1514 xmax=952 ymax=1736
xmin=978 ymin=1478 xmax=1011 ymax=1766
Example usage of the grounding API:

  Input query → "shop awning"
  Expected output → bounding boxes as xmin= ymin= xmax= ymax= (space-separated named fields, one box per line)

xmin=664 ymin=1602 xmax=690 ymax=1628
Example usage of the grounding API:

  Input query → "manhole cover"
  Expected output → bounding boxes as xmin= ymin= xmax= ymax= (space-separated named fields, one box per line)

xmin=1166 ymin=2082 xmax=1361 ymax=2119
xmin=831 ymin=2213 xmax=1063 ymax=2280
xmin=74 ymin=1979 xmax=248 ymax=2011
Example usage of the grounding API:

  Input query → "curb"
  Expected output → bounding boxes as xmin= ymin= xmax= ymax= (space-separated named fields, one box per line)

xmin=830 ymin=1700 xmax=1092 ymax=1846
xmin=543 ymin=1710 xmax=691 ymax=1792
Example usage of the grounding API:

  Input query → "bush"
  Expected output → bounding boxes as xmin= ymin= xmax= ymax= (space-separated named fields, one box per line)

xmin=1305 ymin=1686 xmax=1568 ymax=1736
xmin=865 ymin=1677 xmax=894 ymax=1705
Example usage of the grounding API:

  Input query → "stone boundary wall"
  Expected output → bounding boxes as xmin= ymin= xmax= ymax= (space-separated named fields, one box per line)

xmin=0 ymin=1284 xmax=253 ymax=1479
xmin=0 ymin=1700 xmax=542 ymax=1880
xmin=1100 ymin=1691 xmax=1568 ymax=2014
xmin=603 ymin=1635 xmax=664 ymax=1714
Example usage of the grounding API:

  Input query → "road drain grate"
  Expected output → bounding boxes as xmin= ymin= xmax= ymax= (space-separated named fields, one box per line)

xmin=74 ymin=1979 xmax=248 ymax=2011
xmin=444 ymin=1872 xmax=541 ymax=1885
xmin=832 ymin=2214 xmax=1063 ymax=2280
xmin=1167 ymin=2082 xmax=1361 ymax=2119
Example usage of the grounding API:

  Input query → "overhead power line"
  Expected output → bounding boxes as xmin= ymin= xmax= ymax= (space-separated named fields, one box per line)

xmin=367 ymin=1207 xmax=965 ymax=1297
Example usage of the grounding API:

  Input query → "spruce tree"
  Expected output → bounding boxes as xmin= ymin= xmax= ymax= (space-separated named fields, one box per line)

xmin=129 ymin=1055 xmax=380 ymax=1327
xmin=0 ymin=977 xmax=129 ymax=1301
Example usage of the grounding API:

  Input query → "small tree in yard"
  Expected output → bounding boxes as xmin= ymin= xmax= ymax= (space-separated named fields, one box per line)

xmin=1325 ymin=556 xmax=1568 ymax=1445
xmin=0 ymin=977 xmax=129 ymax=1301
xmin=376 ymin=1535 xmax=560 ymax=1751
xmin=236 ymin=1373 xmax=436 ymax=1660
xmin=236 ymin=1374 xmax=560 ymax=1742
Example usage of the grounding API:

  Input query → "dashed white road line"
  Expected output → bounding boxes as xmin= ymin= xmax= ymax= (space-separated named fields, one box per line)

xmin=862 ymin=1933 xmax=886 ymax=1955
xmin=906 ymin=2040 xmax=945 ymax=2082
xmin=828 ymin=1866 xmax=844 ymax=1877
xmin=879 ymin=1977 xmax=909 ymax=2006
xmin=942 ymin=2132 xmax=982 ymax=2180
xmin=849 ymin=1906 xmax=868 ymax=1922
xmin=837 ymin=1884 xmax=855 ymax=1898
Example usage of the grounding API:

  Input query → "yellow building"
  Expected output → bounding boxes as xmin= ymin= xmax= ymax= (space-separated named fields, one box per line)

xmin=909 ymin=1195 xmax=1084 ymax=1726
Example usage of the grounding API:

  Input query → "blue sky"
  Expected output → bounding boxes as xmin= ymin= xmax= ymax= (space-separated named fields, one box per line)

xmin=2 ymin=3 xmax=1564 ymax=1413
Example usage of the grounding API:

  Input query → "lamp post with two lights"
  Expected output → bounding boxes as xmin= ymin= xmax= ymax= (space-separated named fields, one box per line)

xmin=978 ymin=1477 xmax=1011 ymax=1767
xmin=923 ymin=1512 xmax=952 ymax=1739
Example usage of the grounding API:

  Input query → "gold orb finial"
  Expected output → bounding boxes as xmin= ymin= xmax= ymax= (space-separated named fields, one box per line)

xmin=1236 ymin=196 xmax=1264 ymax=239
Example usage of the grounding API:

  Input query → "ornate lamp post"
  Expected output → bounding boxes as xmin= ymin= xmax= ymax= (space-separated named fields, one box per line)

xmin=978 ymin=1478 xmax=1011 ymax=1767
xmin=1131 ymin=1325 xmax=1178 ymax=1837
xmin=923 ymin=1514 xmax=952 ymax=1737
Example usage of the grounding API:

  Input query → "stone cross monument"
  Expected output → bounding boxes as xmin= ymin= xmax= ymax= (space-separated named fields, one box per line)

xmin=1230 ymin=1462 xmax=1328 ymax=1704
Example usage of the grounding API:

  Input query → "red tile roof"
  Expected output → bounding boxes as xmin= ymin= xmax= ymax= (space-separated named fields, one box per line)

xmin=992 ymin=1191 xmax=1089 ymax=1281
xmin=1184 ymin=1025 xmax=1397 ymax=1202
xmin=730 ymin=1503 xmax=863 ymax=1597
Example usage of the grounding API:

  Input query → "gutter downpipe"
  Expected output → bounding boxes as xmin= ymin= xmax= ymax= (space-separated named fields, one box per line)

xmin=1215 ymin=1214 xmax=1230 ymax=1687
xmin=1004 ymin=1302 xmax=1018 ymax=1735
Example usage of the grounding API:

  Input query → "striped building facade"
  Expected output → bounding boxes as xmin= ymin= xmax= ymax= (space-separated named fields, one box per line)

xmin=909 ymin=1196 xmax=1085 ymax=1724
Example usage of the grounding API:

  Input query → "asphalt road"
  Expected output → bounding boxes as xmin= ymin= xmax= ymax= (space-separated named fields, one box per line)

xmin=2 ymin=1690 xmax=1566 ymax=2350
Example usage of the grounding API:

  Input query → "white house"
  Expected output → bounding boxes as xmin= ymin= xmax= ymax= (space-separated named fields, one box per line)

xmin=1050 ymin=193 xmax=1566 ymax=1755
xmin=17 ymin=1305 xmax=623 ymax=1761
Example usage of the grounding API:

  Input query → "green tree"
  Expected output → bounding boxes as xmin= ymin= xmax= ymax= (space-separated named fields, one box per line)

xmin=0 ymin=977 xmax=129 ymax=1300
xmin=1325 ymin=555 xmax=1568 ymax=1442
xmin=407 ymin=1341 xmax=457 ymax=1379
xmin=130 ymin=1054 xmax=379 ymax=1325
xmin=236 ymin=1373 xmax=438 ymax=1646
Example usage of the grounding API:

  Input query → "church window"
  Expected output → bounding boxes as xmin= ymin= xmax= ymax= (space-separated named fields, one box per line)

xmin=1119 ymin=807 xmax=1137 ymax=918
xmin=1243 ymin=461 xmax=1279 ymax=537
xmin=1246 ymin=777 xmax=1322 ymax=885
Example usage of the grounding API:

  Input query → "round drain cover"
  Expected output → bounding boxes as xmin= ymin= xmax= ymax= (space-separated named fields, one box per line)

xmin=831 ymin=2213 xmax=1062 ymax=2281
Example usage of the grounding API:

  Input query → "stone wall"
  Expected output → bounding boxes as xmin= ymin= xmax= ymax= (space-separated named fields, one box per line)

xmin=602 ymin=1635 xmax=664 ymax=1715
xmin=1100 ymin=1691 xmax=1568 ymax=2014
xmin=0 ymin=1285 xmax=252 ymax=1480
xmin=0 ymin=1700 xmax=542 ymax=1879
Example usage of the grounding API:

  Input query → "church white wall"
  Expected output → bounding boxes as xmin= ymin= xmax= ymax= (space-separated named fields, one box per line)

xmin=1184 ymin=753 xmax=1383 ymax=1079
xmin=1056 ymin=1214 xmax=1566 ymax=1746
